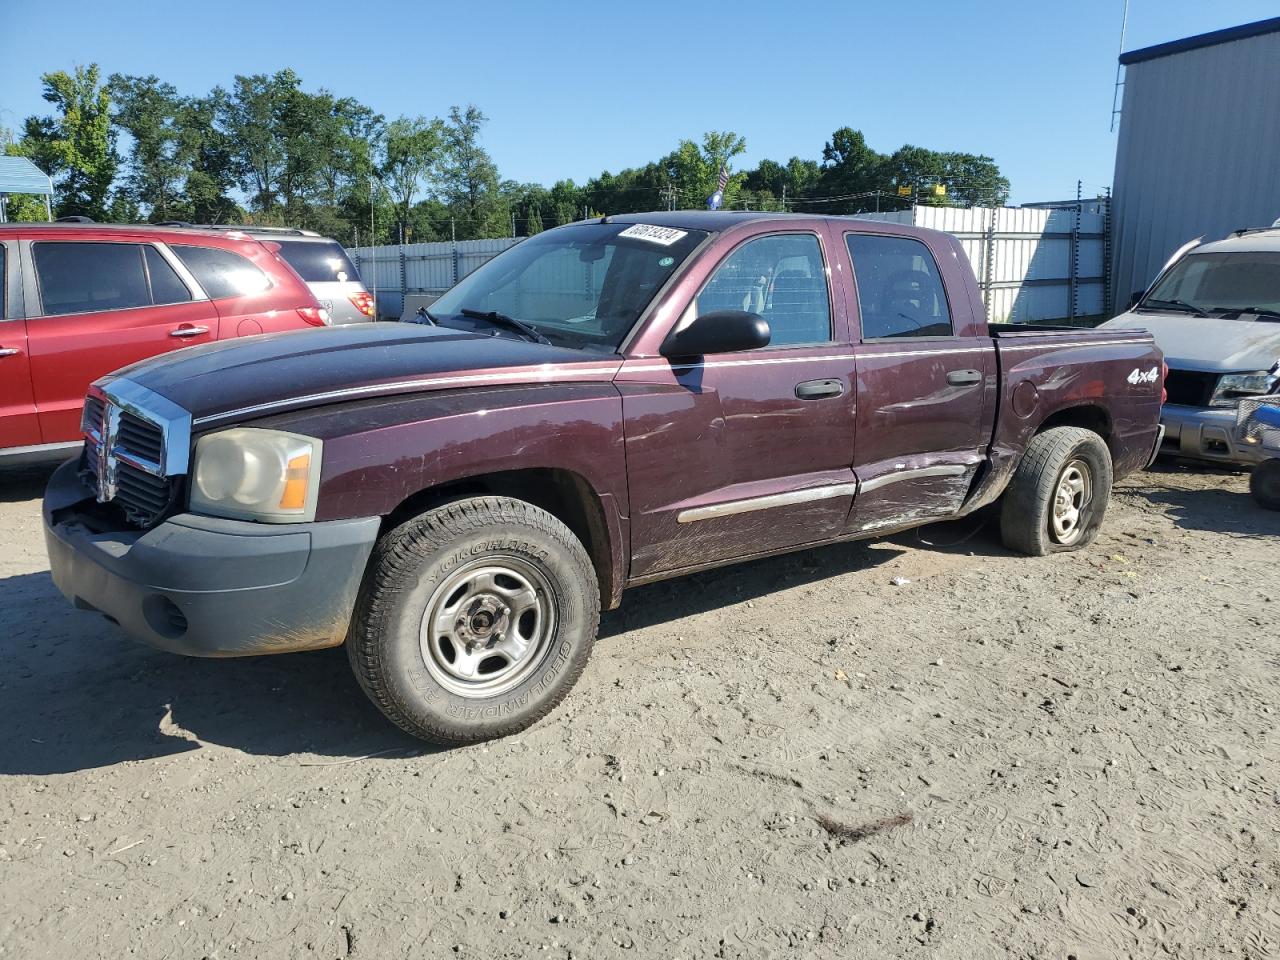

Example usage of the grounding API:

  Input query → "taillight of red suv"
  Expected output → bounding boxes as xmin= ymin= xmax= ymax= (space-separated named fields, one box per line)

xmin=296 ymin=306 xmax=330 ymax=326
xmin=349 ymin=291 xmax=375 ymax=318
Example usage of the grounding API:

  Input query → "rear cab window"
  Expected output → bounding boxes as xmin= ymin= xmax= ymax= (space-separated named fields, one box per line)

xmin=32 ymin=241 xmax=192 ymax=316
xmin=171 ymin=245 xmax=272 ymax=300
xmin=846 ymin=234 xmax=953 ymax=339
xmin=274 ymin=240 xmax=361 ymax=284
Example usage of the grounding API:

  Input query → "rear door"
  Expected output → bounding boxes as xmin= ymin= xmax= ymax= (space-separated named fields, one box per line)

xmin=169 ymin=242 xmax=310 ymax=335
xmin=837 ymin=228 xmax=996 ymax=534
xmin=619 ymin=227 xmax=859 ymax=578
xmin=0 ymin=237 xmax=40 ymax=448
xmin=24 ymin=239 xmax=217 ymax=442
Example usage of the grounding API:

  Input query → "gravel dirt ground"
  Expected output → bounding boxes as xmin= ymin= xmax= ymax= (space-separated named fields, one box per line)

xmin=0 ymin=460 xmax=1277 ymax=959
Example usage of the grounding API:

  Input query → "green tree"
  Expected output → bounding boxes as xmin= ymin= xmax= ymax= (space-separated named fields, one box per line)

xmin=177 ymin=92 xmax=241 ymax=223
xmin=439 ymin=105 xmax=505 ymax=239
xmin=663 ymin=131 xmax=746 ymax=208
xmin=107 ymin=74 xmax=185 ymax=220
xmin=218 ymin=70 xmax=300 ymax=214
xmin=379 ymin=115 xmax=443 ymax=241
xmin=18 ymin=64 xmax=120 ymax=219
xmin=547 ymin=179 xmax=583 ymax=225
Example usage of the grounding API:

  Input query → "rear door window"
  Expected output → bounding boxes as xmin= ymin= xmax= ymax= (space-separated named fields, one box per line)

xmin=274 ymin=240 xmax=361 ymax=283
xmin=171 ymin=245 xmax=272 ymax=299
xmin=846 ymin=234 xmax=953 ymax=339
xmin=34 ymin=242 xmax=153 ymax=316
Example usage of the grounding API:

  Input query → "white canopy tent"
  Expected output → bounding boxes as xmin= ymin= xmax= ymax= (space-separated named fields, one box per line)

xmin=0 ymin=156 xmax=54 ymax=222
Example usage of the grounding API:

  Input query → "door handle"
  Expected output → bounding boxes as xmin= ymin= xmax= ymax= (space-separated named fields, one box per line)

xmin=0 ymin=347 xmax=20 ymax=358
xmin=795 ymin=378 xmax=844 ymax=400
xmin=169 ymin=325 xmax=209 ymax=338
xmin=946 ymin=369 xmax=982 ymax=386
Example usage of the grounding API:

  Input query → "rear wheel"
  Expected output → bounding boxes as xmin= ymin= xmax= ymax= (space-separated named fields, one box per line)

xmin=347 ymin=496 xmax=600 ymax=745
xmin=1250 ymin=459 xmax=1280 ymax=511
xmin=1000 ymin=426 xmax=1113 ymax=556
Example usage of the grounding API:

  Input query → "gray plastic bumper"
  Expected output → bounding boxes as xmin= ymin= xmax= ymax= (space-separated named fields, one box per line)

xmin=1160 ymin=404 xmax=1266 ymax=466
xmin=43 ymin=459 xmax=379 ymax=658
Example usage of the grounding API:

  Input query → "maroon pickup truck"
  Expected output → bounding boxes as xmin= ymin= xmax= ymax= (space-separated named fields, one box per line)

xmin=43 ymin=212 xmax=1164 ymax=744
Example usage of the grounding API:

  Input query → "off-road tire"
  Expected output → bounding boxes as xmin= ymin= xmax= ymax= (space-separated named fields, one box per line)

xmin=1000 ymin=426 xmax=1113 ymax=556
xmin=347 ymin=496 xmax=600 ymax=745
xmin=1250 ymin=459 xmax=1280 ymax=511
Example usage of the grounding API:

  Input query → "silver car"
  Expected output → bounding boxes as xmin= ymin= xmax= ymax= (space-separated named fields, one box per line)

xmin=1103 ymin=227 xmax=1280 ymax=465
xmin=157 ymin=223 xmax=375 ymax=324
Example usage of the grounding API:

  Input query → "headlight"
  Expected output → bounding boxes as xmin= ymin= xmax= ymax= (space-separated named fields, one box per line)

xmin=190 ymin=428 xmax=323 ymax=522
xmin=1210 ymin=371 xmax=1280 ymax=407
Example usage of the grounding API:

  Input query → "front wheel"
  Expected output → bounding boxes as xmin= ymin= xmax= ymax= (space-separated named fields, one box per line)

xmin=1000 ymin=426 xmax=1114 ymax=556
xmin=347 ymin=496 xmax=600 ymax=745
xmin=1250 ymin=459 xmax=1280 ymax=511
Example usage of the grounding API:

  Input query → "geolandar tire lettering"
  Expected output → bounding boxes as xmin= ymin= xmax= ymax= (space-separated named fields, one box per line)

xmin=999 ymin=426 xmax=1114 ymax=557
xmin=347 ymin=496 xmax=600 ymax=745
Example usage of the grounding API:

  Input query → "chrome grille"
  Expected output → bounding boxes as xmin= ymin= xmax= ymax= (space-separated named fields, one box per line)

xmin=80 ymin=381 xmax=192 ymax=529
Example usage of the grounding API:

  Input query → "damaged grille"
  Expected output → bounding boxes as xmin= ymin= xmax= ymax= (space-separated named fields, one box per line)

xmin=1163 ymin=368 xmax=1219 ymax=408
xmin=81 ymin=385 xmax=188 ymax=528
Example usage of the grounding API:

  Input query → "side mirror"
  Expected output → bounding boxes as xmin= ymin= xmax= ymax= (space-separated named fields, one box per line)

xmin=659 ymin=310 xmax=771 ymax=358
xmin=1129 ymin=290 xmax=1145 ymax=309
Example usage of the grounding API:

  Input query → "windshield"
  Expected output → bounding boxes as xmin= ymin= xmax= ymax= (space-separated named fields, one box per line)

xmin=1142 ymin=251 xmax=1280 ymax=315
xmin=429 ymin=222 xmax=708 ymax=352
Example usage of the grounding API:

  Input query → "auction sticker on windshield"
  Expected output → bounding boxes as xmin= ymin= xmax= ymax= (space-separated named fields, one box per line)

xmin=618 ymin=224 xmax=689 ymax=246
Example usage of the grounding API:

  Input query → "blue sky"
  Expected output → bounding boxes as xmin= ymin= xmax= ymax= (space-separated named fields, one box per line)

xmin=2 ymin=0 xmax=1276 ymax=204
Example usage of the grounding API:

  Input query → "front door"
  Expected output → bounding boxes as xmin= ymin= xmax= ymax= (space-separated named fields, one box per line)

xmin=0 ymin=240 xmax=40 ymax=448
xmin=837 ymin=229 xmax=996 ymax=534
xmin=620 ymin=229 xmax=858 ymax=579
xmin=24 ymin=240 xmax=217 ymax=442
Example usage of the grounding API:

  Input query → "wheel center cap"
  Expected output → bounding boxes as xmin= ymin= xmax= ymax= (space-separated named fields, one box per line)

xmin=456 ymin=596 xmax=509 ymax=646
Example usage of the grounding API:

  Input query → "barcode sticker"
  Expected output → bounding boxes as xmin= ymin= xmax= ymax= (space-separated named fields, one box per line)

xmin=617 ymin=224 xmax=689 ymax=246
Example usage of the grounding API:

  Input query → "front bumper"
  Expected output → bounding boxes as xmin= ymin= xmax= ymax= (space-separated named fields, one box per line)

xmin=1159 ymin=404 xmax=1267 ymax=466
xmin=43 ymin=459 xmax=380 ymax=657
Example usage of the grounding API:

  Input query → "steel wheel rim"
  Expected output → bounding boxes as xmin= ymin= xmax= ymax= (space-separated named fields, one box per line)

xmin=1050 ymin=459 xmax=1092 ymax=545
xmin=419 ymin=556 xmax=556 ymax=698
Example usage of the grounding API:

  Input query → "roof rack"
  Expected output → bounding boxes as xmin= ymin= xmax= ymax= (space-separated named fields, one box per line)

xmin=1229 ymin=225 xmax=1280 ymax=238
xmin=154 ymin=220 xmax=320 ymax=237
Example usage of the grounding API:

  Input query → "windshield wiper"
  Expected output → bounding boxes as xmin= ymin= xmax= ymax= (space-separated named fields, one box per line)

xmin=1209 ymin=306 xmax=1280 ymax=322
xmin=1140 ymin=298 xmax=1210 ymax=317
xmin=458 ymin=308 xmax=552 ymax=345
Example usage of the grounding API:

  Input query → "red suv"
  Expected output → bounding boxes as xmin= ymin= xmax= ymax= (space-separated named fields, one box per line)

xmin=0 ymin=222 xmax=327 ymax=462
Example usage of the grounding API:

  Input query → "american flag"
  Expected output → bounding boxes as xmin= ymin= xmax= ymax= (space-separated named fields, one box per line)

xmin=706 ymin=165 xmax=730 ymax=210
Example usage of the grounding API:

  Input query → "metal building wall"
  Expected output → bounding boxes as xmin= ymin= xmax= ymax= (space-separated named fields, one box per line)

xmin=1111 ymin=28 xmax=1280 ymax=304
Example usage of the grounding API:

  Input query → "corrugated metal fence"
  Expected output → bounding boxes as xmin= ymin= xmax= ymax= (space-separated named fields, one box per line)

xmin=857 ymin=201 xmax=1111 ymax=324
xmin=350 ymin=201 xmax=1112 ymax=324
xmin=347 ymin=238 xmax=521 ymax=319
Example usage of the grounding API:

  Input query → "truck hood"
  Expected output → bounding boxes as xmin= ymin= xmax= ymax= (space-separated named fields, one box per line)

xmin=103 ymin=323 xmax=622 ymax=425
xmin=1102 ymin=310 xmax=1280 ymax=373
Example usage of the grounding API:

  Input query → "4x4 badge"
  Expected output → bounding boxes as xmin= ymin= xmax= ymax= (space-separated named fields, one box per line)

xmin=1127 ymin=366 xmax=1159 ymax=385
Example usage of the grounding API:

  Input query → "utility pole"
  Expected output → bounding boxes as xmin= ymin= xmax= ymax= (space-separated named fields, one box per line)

xmin=781 ymin=184 xmax=787 ymax=213
xmin=511 ymin=210 xmax=517 ymax=238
